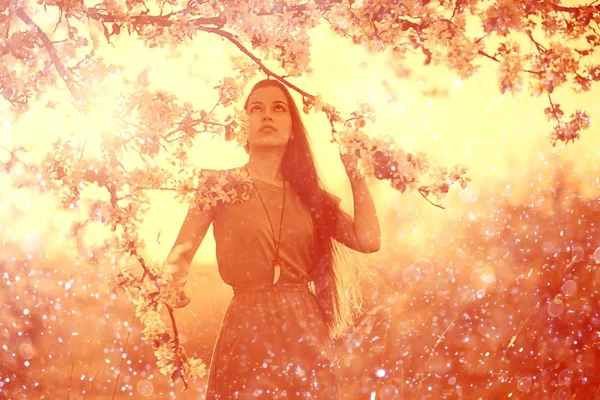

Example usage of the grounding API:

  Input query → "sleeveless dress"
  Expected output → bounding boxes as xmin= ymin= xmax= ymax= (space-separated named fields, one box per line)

xmin=202 ymin=167 xmax=342 ymax=400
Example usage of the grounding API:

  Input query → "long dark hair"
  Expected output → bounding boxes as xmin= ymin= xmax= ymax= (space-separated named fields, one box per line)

xmin=243 ymin=78 xmax=379 ymax=338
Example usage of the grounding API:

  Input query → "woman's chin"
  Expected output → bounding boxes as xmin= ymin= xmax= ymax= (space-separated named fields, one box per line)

xmin=250 ymin=140 xmax=288 ymax=149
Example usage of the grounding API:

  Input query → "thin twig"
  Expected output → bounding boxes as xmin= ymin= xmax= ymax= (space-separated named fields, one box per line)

xmin=503 ymin=256 xmax=578 ymax=359
xmin=374 ymin=319 xmax=390 ymax=397
xmin=111 ymin=309 xmax=136 ymax=400
xmin=546 ymin=93 xmax=562 ymax=126
xmin=67 ymin=360 xmax=75 ymax=399
xmin=418 ymin=189 xmax=446 ymax=209
xmin=526 ymin=31 xmax=546 ymax=53
xmin=478 ymin=50 xmax=500 ymax=62
xmin=77 ymin=134 xmax=88 ymax=162
xmin=166 ymin=304 xmax=189 ymax=389
xmin=404 ymin=208 xmax=421 ymax=253
xmin=414 ymin=295 xmax=473 ymax=399
xmin=505 ymin=305 xmax=538 ymax=352
xmin=81 ymin=367 xmax=103 ymax=400
xmin=477 ymin=49 xmax=541 ymax=75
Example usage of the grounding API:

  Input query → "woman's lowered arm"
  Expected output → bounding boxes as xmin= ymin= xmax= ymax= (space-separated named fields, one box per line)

xmin=167 ymin=205 xmax=215 ymax=307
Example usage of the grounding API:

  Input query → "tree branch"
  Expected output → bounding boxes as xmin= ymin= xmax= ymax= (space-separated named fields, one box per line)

xmin=550 ymin=2 xmax=600 ymax=13
xmin=478 ymin=50 xmax=500 ymax=62
xmin=166 ymin=305 xmax=188 ymax=389
xmin=195 ymin=25 xmax=316 ymax=100
xmin=85 ymin=8 xmax=317 ymax=102
xmin=477 ymin=50 xmax=542 ymax=75
xmin=85 ymin=7 xmax=225 ymax=27
xmin=418 ymin=188 xmax=446 ymax=209
xmin=526 ymin=31 xmax=546 ymax=53
xmin=547 ymin=93 xmax=562 ymax=126
xmin=16 ymin=9 xmax=82 ymax=103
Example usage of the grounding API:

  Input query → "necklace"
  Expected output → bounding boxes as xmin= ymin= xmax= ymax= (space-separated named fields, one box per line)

xmin=244 ymin=166 xmax=286 ymax=284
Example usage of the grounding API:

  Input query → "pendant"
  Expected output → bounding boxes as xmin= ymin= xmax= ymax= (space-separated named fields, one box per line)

xmin=273 ymin=262 xmax=281 ymax=284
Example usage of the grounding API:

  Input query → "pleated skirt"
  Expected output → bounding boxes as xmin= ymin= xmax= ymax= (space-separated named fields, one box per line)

xmin=205 ymin=283 xmax=341 ymax=400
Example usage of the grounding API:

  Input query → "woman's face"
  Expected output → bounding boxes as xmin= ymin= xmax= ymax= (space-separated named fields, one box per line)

xmin=246 ymin=86 xmax=293 ymax=149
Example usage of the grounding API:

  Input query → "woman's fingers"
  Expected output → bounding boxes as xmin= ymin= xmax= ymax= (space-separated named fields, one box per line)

xmin=175 ymin=291 xmax=191 ymax=308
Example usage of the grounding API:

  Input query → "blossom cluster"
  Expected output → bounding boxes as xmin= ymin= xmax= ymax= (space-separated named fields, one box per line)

xmin=322 ymin=102 xmax=470 ymax=201
xmin=112 ymin=262 xmax=208 ymax=384
xmin=174 ymin=167 xmax=254 ymax=213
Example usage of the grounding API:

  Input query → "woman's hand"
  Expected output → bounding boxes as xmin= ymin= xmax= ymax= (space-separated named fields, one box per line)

xmin=339 ymin=149 xmax=363 ymax=180
xmin=174 ymin=289 xmax=191 ymax=308
xmin=171 ymin=273 xmax=190 ymax=308
xmin=168 ymin=260 xmax=191 ymax=308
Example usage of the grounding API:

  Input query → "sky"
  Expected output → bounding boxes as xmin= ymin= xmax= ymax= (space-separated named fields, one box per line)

xmin=1 ymin=8 xmax=599 ymax=270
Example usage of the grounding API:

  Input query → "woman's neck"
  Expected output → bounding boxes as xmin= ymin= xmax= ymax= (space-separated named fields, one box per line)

xmin=245 ymin=150 xmax=285 ymax=184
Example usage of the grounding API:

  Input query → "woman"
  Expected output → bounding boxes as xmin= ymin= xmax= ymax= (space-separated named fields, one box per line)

xmin=168 ymin=78 xmax=381 ymax=399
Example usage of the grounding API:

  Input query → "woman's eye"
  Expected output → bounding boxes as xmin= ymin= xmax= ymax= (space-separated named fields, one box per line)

xmin=249 ymin=104 xmax=285 ymax=112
